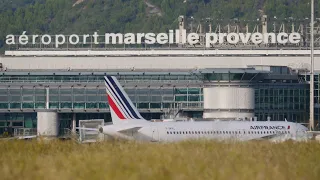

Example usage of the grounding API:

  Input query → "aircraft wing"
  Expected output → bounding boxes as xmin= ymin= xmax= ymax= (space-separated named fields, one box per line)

xmin=245 ymin=133 xmax=284 ymax=141
xmin=252 ymin=133 xmax=294 ymax=142
xmin=260 ymin=134 xmax=281 ymax=140
xmin=262 ymin=132 xmax=314 ymax=142
xmin=306 ymin=131 xmax=320 ymax=140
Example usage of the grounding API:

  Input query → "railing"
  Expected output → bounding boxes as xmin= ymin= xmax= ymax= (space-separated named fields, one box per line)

xmin=0 ymin=102 xmax=205 ymax=112
xmin=6 ymin=49 xmax=320 ymax=57
xmin=13 ymin=128 xmax=37 ymax=137
xmin=0 ymin=79 xmax=202 ymax=84
xmin=175 ymin=102 xmax=203 ymax=110
xmin=13 ymin=128 xmax=81 ymax=140
xmin=59 ymin=128 xmax=80 ymax=141
xmin=59 ymin=128 xmax=72 ymax=137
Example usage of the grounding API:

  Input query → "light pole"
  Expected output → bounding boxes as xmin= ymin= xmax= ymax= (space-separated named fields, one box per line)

xmin=310 ymin=0 xmax=315 ymax=131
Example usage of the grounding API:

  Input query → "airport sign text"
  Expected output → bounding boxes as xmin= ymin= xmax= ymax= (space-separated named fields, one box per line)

xmin=6 ymin=30 xmax=301 ymax=48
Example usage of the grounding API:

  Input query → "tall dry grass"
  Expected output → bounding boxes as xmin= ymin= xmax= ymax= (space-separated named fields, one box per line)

xmin=0 ymin=139 xmax=319 ymax=180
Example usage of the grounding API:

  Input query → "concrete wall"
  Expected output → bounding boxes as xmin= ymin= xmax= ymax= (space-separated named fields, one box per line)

xmin=203 ymin=87 xmax=255 ymax=120
xmin=37 ymin=111 xmax=59 ymax=137
xmin=0 ymin=56 xmax=318 ymax=70
xmin=203 ymin=111 xmax=254 ymax=120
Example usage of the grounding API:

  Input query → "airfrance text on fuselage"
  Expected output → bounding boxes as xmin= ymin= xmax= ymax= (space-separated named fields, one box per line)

xmin=250 ymin=126 xmax=287 ymax=130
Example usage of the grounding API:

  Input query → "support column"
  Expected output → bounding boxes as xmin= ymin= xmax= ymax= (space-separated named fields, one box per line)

xmin=178 ymin=15 xmax=186 ymax=47
xmin=72 ymin=113 xmax=76 ymax=133
xmin=37 ymin=111 xmax=59 ymax=139
xmin=46 ymin=87 xmax=49 ymax=109
xmin=261 ymin=15 xmax=268 ymax=34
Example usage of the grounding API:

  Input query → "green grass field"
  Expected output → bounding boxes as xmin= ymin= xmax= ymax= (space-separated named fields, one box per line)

xmin=0 ymin=139 xmax=319 ymax=180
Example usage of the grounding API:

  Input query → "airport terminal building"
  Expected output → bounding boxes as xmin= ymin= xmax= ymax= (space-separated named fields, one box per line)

xmin=0 ymin=50 xmax=318 ymax=136
xmin=1 ymin=15 xmax=320 ymax=137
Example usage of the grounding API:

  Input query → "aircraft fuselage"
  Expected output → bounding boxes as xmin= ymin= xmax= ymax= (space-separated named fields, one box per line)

xmin=101 ymin=120 xmax=310 ymax=142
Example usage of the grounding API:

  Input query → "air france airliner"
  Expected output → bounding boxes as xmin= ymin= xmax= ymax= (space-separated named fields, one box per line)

xmin=79 ymin=76 xmax=312 ymax=142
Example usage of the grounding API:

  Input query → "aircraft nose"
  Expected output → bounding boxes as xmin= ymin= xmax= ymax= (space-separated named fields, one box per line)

xmin=294 ymin=123 xmax=307 ymax=131
xmin=296 ymin=124 xmax=313 ymax=140
xmin=301 ymin=125 xmax=309 ymax=131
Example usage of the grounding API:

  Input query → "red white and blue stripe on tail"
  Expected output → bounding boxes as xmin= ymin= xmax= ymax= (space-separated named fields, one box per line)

xmin=104 ymin=76 xmax=144 ymax=120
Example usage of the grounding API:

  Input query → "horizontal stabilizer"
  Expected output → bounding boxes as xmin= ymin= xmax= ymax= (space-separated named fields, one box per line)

xmin=76 ymin=127 xmax=99 ymax=132
xmin=308 ymin=131 xmax=320 ymax=134
xmin=117 ymin=127 xmax=142 ymax=133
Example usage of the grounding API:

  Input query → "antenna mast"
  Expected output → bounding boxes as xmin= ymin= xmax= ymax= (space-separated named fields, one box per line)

xmin=310 ymin=0 xmax=315 ymax=131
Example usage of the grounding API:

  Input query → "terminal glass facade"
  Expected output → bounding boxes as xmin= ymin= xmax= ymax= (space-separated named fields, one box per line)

xmin=300 ymin=73 xmax=320 ymax=129
xmin=0 ymin=71 xmax=318 ymax=134
xmin=255 ymin=84 xmax=308 ymax=123
xmin=0 ymin=86 xmax=203 ymax=111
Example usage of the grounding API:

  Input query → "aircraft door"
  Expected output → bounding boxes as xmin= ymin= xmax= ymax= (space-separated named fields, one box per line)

xmin=151 ymin=126 xmax=159 ymax=142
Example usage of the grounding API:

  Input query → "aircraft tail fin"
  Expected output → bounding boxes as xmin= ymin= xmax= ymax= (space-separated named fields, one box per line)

xmin=104 ymin=76 xmax=145 ymax=124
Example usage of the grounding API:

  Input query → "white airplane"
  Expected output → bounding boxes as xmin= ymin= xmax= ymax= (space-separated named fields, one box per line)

xmin=78 ymin=76 xmax=313 ymax=142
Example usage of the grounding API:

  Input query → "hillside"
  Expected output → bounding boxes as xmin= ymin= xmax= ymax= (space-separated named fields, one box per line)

xmin=0 ymin=0 xmax=317 ymax=52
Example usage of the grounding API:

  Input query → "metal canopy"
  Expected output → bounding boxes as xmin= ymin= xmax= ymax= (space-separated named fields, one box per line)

xmin=0 ymin=70 xmax=194 ymax=76
xmin=193 ymin=68 xmax=270 ymax=74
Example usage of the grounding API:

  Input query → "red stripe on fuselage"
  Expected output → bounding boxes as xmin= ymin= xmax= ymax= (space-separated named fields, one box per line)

xmin=107 ymin=94 xmax=125 ymax=120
